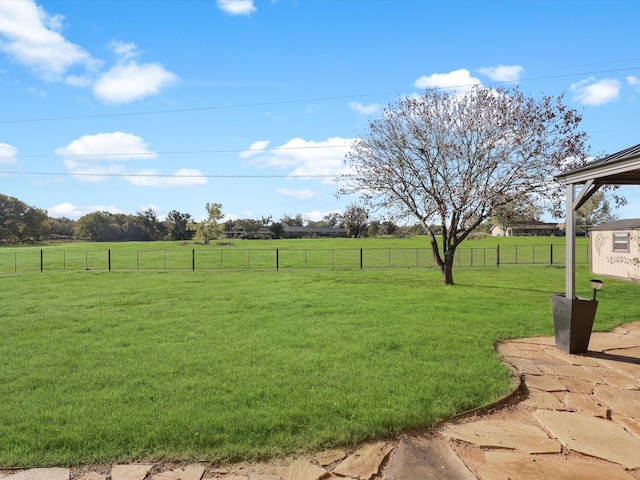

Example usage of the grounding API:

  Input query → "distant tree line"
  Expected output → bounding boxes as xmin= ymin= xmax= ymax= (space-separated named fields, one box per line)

xmin=0 ymin=194 xmax=49 ymax=243
xmin=0 ymin=194 xmax=405 ymax=244
xmin=1 ymin=192 xmax=617 ymax=246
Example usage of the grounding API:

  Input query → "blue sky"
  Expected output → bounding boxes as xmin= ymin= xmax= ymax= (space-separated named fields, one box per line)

xmin=1 ymin=0 xmax=639 ymax=222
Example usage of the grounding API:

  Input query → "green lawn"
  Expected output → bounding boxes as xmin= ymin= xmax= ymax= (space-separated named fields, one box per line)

xmin=0 ymin=238 xmax=635 ymax=467
xmin=0 ymin=236 xmax=590 ymax=272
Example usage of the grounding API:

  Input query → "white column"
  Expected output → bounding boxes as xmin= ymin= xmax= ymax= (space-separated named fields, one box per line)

xmin=565 ymin=183 xmax=576 ymax=298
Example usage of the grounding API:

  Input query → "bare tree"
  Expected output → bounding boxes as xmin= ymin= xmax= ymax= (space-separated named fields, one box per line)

xmin=491 ymin=199 xmax=543 ymax=230
xmin=342 ymin=203 xmax=369 ymax=238
xmin=576 ymin=190 xmax=618 ymax=227
xmin=339 ymin=86 xmax=588 ymax=284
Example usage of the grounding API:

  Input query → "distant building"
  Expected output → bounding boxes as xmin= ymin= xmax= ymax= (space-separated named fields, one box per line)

xmin=282 ymin=226 xmax=348 ymax=238
xmin=491 ymin=222 xmax=565 ymax=237
xmin=590 ymin=219 xmax=640 ymax=282
xmin=224 ymin=229 xmax=273 ymax=239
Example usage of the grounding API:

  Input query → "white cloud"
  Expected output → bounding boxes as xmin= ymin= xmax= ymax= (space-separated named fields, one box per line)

xmin=48 ymin=202 xmax=122 ymax=219
xmin=304 ymin=210 xmax=339 ymax=222
xmin=125 ymin=168 xmax=208 ymax=188
xmin=55 ymin=132 xmax=204 ymax=187
xmin=0 ymin=0 xmax=98 ymax=80
xmin=239 ymin=140 xmax=270 ymax=159
xmin=275 ymin=188 xmax=317 ymax=200
xmin=0 ymin=2 xmax=176 ymax=104
xmin=571 ymin=77 xmax=621 ymax=106
xmin=414 ymin=69 xmax=482 ymax=93
xmin=0 ymin=143 xmax=19 ymax=166
xmin=217 ymin=0 xmax=257 ymax=15
xmin=61 ymin=160 xmax=126 ymax=183
xmin=477 ymin=65 xmax=523 ymax=82
xmin=243 ymin=137 xmax=354 ymax=184
xmin=349 ymin=102 xmax=381 ymax=115
xmin=55 ymin=132 xmax=157 ymax=161
xmin=627 ymin=76 xmax=640 ymax=91
xmin=64 ymin=74 xmax=92 ymax=87
xmin=56 ymin=132 xmax=156 ymax=182
xmin=109 ymin=40 xmax=138 ymax=61
xmin=93 ymin=61 xmax=177 ymax=104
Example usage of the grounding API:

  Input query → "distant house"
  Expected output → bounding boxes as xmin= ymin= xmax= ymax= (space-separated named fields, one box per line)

xmin=224 ymin=229 xmax=273 ymax=240
xmin=491 ymin=222 xmax=565 ymax=237
xmin=590 ymin=219 xmax=640 ymax=282
xmin=282 ymin=226 xmax=348 ymax=238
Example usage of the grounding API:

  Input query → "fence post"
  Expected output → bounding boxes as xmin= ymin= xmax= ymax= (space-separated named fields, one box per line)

xmin=192 ymin=249 xmax=195 ymax=271
xmin=40 ymin=249 xmax=43 ymax=272
xmin=108 ymin=249 xmax=111 ymax=271
xmin=497 ymin=244 xmax=500 ymax=267
xmin=550 ymin=244 xmax=553 ymax=266
xmin=276 ymin=248 xmax=279 ymax=270
xmin=360 ymin=248 xmax=363 ymax=270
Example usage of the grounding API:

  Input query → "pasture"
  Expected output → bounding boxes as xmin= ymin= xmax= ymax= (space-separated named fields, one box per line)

xmin=0 ymin=235 xmax=590 ymax=272
xmin=0 ymin=237 xmax=637 ymax=467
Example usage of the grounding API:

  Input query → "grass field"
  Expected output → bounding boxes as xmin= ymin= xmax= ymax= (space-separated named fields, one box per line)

xmin=0 ymin=235 xmax=590 ymax=272
xmin=0 ymin=237 xmax=636 ymax=467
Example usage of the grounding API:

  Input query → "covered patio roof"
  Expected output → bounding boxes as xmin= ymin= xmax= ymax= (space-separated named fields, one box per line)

xmin=555 ymin=143 xmax=640 ymax=297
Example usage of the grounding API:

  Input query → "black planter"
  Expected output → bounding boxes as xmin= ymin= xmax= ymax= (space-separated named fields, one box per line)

xmin=551 ymin=294 xmax=598 ymax=354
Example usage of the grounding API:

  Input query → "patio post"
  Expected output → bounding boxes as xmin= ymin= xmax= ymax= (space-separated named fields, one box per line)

xmin=565 ymin=183 xmax=576 ymax=298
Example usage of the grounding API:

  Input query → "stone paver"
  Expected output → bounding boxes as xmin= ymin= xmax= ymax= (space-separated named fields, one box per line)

xmin=150 ymin=465 xmax=206 ymax=480
xmin=76 ymin=473 xmax=107 ymax=480
xmin=539 ymin=364 xmax=602 ymax=383
xmin=333 ymin=442 xmax=393 ymax=479
xmin=556 ymin=376 xmax=595 ymax=394
xmin=588 ymin=332 xmax=640 ymax=351
xmin=505 ymin=357 xmax=542 ymax=376
xmin=479 ymin=452 xmax=637 ymax=480
xmin=383 ymin=437 xmax=475 ymax=480
xmin=563 ymin=392 xmax=610 ymax=418
xmin=247 ymin=474 xmax=280 ymax=480
xmin=315 ymin=449 xmax=346 ymax=466
xmin=276 ymin=459 xmax=329 ymax=480
xmin=520 ymin=389 xmax=566 ymax=410
xmin=110 ymin=464 xmax=153 ymax=480
xmin=585 ymin=364 xmax=638 ymax=389
xmin=535 ymin=409 xmax=640 ymax=469
xmin=3 ymin=469 xmax=70 ymax=480
xmin=441 ymin=419 xmax=561 ymax=454
xmin=612 ymin=414 xmax=640 ymax=436
xmin=511 ymin=337 xmax=555 ymax=346
xmin=590 ymin=350 xmax=640 ymax=379
xmin=522 ymin=374 xmax=567 ymax=392
xmin=595 ymin=384 xmax=640 ymax=421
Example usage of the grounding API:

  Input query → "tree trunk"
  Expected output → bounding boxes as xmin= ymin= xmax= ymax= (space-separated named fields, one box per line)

xmin=426 ymin=227 xmax=456 ymax=285
xmin=442 ymin=258 xmax=455 ymax=285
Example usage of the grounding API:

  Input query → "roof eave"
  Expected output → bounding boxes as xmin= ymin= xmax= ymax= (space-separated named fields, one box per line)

xmin=555 ymin=153 xmax=640 ymax=185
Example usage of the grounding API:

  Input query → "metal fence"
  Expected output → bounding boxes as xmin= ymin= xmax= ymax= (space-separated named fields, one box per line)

xmin=0 ymin=244 xmax=590 ymax=273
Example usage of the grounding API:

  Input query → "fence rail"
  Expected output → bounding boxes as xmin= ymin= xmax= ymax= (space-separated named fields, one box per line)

xmin=0 ymin=244 xmax=590 ymax=273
